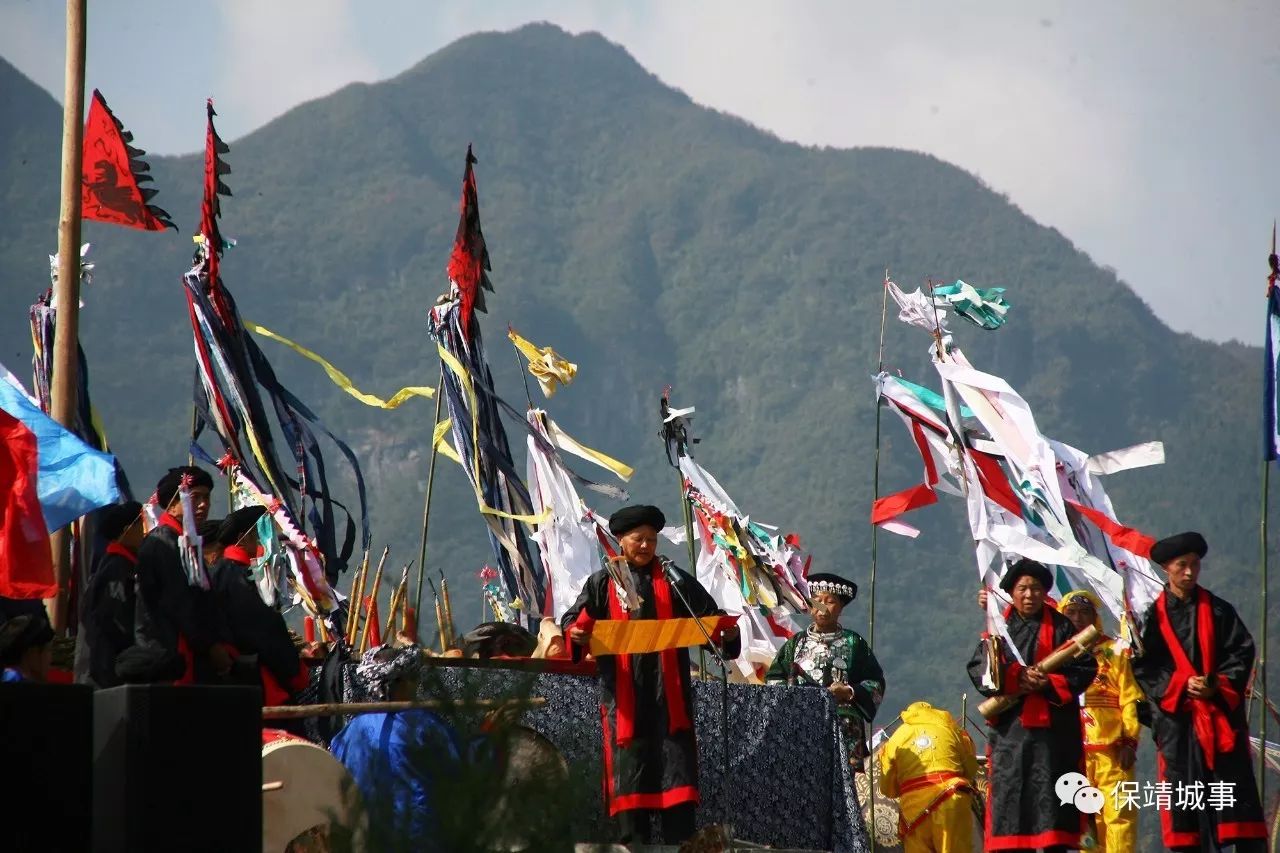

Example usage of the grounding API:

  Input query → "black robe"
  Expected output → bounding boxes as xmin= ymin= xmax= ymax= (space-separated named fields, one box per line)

xmin=1131 ymin=586 xmax=1265 ymax=850
xmin=560 ymin=558 xmax=739 ymax=816
xmin=132 ymin=517 xmax=227 ymax=682
xmin=84 ymin=542 xmax=137 ymax=687
xmin=209 ymin=548 xmax=305 ymax=702
xmin=966 ymin=606 xmax=1096 ymax=850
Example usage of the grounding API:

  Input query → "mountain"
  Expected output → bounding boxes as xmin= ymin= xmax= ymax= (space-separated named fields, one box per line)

xmin=0 ymin=24 xmax=1272 ymax=732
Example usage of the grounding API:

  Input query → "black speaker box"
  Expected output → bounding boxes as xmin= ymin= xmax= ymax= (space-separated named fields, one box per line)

xmin=0 ymin=682 xmax=94 ymax=852
xmin=93 ymin=684 xmax=261 ymax=853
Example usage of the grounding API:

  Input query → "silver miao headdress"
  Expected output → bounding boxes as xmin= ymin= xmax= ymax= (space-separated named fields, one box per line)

xmin=808 ymin=578 xmax=856 ymax=600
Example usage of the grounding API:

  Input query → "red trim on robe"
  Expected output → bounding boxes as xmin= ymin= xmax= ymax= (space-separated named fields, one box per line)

xmin=999 ymin=605 xmax=1055 ymax=727
xmin=1218 ymin=820 xmax=1269 ymax=841
xmin=175 ymin=634 xmax=196 ymax=686
xmin=158 ymin=512 xmax=182 ymax=534
xmin=222 ymin=545 xmax=253 ymax=565
xmin=105 ymin=542 xmax=138 ymax=565
xmin=1155 ymin=589 xmax=1236 ymax=769
xmin=1156 ymin=752 xmax=1202 ymax=848
xmin=984 ymin=739 xmax=1083 ymax=850
xmin=600 ymin=706 xmax=700 ymax=815
xmin=603 ymin=561 xmax=691 ymax=747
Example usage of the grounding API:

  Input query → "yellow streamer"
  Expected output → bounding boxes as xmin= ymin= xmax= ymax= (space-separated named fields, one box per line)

xmin=247 ymin=321 xmax=435 ymax=409
xmin=507 ymin=326 xmax=578 ymax=398
xmin=435 ymin=344 xmax=551 ymax=526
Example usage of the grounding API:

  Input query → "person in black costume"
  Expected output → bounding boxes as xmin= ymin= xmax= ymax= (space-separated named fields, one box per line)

xmin=560 ymin=504 xmax=739 ymax=845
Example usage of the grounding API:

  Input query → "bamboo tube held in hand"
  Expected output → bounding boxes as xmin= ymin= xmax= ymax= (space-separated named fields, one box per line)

xmin=977 ymin=624 xmax=1100 ymax=719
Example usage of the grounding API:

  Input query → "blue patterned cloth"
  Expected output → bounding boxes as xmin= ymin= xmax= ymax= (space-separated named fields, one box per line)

xmin=400 ymin=664 xmax=872 ymax=851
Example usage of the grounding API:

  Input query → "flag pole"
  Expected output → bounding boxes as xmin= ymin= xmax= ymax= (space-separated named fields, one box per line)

xmin=47 ymin=0 xmax=88 ymax=634
xmin=867 ymin=269 xmax=890 ymax=853
xmin=413 ymin=373 xmax=445 ymax=640
xmin=1261 ymin=223 xmax=1277 ymax=795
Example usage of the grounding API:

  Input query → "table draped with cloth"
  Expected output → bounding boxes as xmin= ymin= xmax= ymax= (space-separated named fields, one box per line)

xmin=327 ymin=660 xmax=870 ymax=850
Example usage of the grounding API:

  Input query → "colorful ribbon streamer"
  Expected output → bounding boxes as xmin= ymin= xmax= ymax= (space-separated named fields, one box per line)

xmin=247 ymin=321 xmax=435 ymax=409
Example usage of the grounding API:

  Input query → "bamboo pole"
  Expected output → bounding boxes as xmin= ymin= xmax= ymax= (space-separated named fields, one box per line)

xmin=414 ymin=374 xmax=445 ymax=640
xmin=865 ymin=270 xmax=892 ymax=853
xmin=262 ymin=696 xmax=546 ymax=720
xmin=1261 ymin=460 xmax=1268 ymax=796
xmin=46 ymin=0 xmax=88 ymax=635
xmin=359 ymin=546 xmax=389 ymax=652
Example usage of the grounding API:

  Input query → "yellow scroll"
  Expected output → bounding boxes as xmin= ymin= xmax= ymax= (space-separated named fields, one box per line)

xmin=588 ymin=616 xmax=737 ymax=657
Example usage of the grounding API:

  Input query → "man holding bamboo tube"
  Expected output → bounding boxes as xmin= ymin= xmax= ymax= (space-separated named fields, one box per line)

xmin=967 ymin=559 xmax=1097 ymax=851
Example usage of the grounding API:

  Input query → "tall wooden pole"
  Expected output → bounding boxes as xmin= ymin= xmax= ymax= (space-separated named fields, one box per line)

xmin=47 ymin=0 xmax=88 ymax=634
xmin=1261 ymin=222 xmax=1276 ymax=797
xmin=866 ymin=270 xmax=890 ymax=853
xmin=413 ymin=374 xmax=445 ymax=639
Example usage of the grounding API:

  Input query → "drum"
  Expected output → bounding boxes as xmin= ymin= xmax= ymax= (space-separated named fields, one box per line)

xmin=485 ymin=725 xmax=570 ymax=852
xmin=261 ymin=728 xmax=366 ymax=853
xmin=856 ymin=763 xmax=904 ymax=850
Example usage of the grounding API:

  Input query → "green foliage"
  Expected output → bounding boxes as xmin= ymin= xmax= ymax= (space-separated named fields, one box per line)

xmin=1 ymin=30 xmax=1277 ymax=827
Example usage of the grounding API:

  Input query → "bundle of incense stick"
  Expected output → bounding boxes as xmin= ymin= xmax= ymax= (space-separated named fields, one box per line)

xmin=977 ymin=625 xmax=1099 ymax=718
xmin=346 ymin=549 xmax=370 ymax=645
xmin=438 ymin=569 xmax=456 ymax=650
xmin=384 ymin=562 xmax=412 ymax=640
xmin=427 ymin=576 xmax=448 ymax=653
xmin=358 ymin=546 xmax=390 ymax=653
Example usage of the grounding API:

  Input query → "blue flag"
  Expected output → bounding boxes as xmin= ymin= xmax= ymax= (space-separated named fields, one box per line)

xmin=1265 ymin=287 xmax=1280 ymax=462
xmin=0 ymin=369 xmax=120 ymax=532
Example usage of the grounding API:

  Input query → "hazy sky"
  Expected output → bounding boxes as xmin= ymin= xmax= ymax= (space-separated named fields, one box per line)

xmin=2 ymin=1 xmax=1277 ymax=343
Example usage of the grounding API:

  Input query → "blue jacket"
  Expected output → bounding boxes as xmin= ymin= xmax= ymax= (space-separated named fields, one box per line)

xmin=330 ymin=710 xmax=461 ymax=846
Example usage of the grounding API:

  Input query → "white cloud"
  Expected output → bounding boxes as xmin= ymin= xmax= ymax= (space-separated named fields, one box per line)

xmin=2 ymin=1 xmax=1275 ymax=341
xmin=215 ymin=0 xmax=380 ymax=133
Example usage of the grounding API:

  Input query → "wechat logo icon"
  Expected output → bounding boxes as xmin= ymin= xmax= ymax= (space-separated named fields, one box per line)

xmin=1056 ymin=771 xmax=1105 ymax=815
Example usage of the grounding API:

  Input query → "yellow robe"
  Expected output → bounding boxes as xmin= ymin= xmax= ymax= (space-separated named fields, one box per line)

xmin=879 ymin=702 xmax=978 ymax=853
xmin=1081 ymin=637 xmax=1141 ymax=853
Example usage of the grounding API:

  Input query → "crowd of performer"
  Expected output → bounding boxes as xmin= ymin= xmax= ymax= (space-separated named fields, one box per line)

xmin=0 ymin=466 xmax=1272 ymax=851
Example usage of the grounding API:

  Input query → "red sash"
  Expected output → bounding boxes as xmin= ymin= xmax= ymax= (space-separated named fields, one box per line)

xmin=1003 ymin=605 xmax=1055 ymax=728
xmin=579 ymin=560 xmax=692 ymax=748
xmin=1155 ymin=589 xmax=1236 ymax=769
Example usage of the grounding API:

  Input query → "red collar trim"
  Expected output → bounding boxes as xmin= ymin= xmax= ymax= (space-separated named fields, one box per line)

xmin=222 ymin=545 xmax=253 ymax=566
xmin=159 ymin=512 xmax=183 ymax=534
xmin=105 ymin=542 xmax=138 ymax=565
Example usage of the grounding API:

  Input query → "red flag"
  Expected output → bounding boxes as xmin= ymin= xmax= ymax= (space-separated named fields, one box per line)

xmin=0 ymin=409 xmax=56 ymax=599
xmin=446 ymin=145 xmax=493 ymax=338
xmin=1065 ymin=499 xmax=1156 ymax=558
xmin=81 ymin=90 xmax=177 ymax=232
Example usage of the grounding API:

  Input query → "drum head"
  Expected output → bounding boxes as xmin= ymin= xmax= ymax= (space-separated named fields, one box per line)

xmin=855 ymin=764 xmax=903 ymax=850
xmin=485 ymin=725 xmax=570 ymax=852
xmin=262 ymin=738 xmax=366 ymax=853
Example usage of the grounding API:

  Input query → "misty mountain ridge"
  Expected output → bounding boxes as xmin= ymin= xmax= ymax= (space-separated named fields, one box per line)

xmin=0 ymin=24 xmax=1271 ymax=742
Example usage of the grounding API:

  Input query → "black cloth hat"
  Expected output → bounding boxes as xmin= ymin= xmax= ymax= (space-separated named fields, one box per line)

xmin=197 ymin=519 xmax=223 ymax=541
xmin=608 ymin=505 xmax=666 ymax=537
xmin=461 ymin=622 xmax=538 ymax=659
xmin=155 ymin=466 xmax=214 ymax=509
xmin=999 ymin=558 xmax=1053 ymax=593
xmin=806 ymin=572 xmax=857 ymax=605
xmin=98 ymin=501 xmax=143 ymax=541
xmin=0 ymin=612 xmax=54 ymax=665
xmin=1150 ymin=532 xmax=1208 ymax=566
xmin=216 ymin=506 xmax=267 ymax=547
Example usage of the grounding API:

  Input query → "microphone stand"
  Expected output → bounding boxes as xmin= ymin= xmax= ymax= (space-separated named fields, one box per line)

xmin=659 ymin=559 xmax=734 ymax=850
